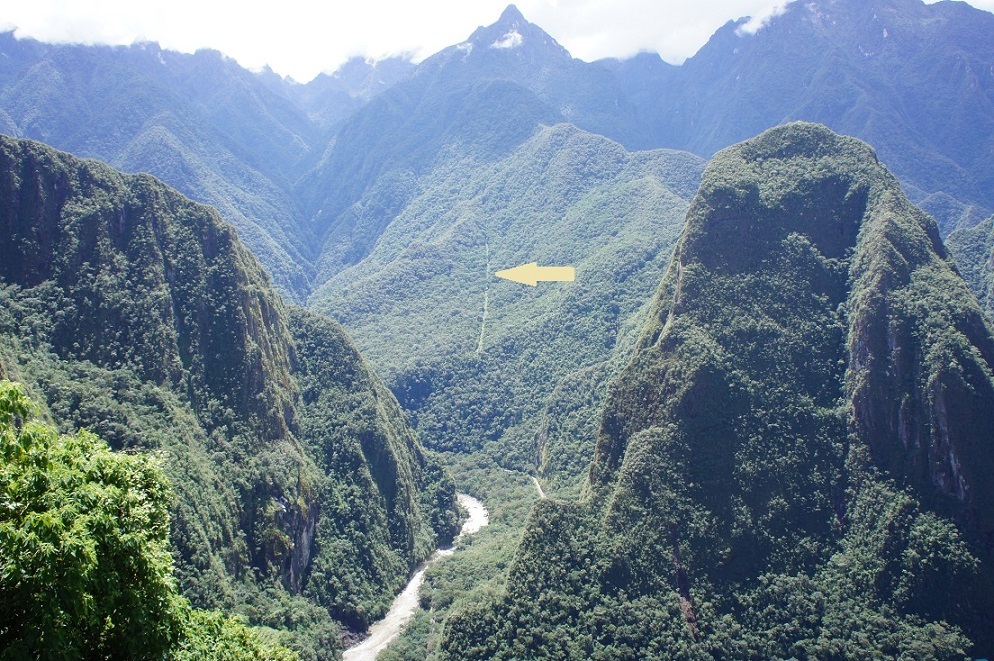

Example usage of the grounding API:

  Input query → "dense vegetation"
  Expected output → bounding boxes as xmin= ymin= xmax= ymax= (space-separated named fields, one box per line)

xmin=298 ymin=0 xmax=994 ymax=496
xmin=1 ymin=2 xmax=991 ymax=500
xmin=310 ymin=123 xmax=704 ymax=489
xmin=0 ymin=135 xmax=458 ymax=658
xmin=0 ymin=380 xmax=297 ymax=659
xmin=2 ymin=2 xmax=994 ymax=656
xmin=946 ymin=214 xmax=994 ymax=319
xmin=437 ymin=123 xmax=994 ymax=658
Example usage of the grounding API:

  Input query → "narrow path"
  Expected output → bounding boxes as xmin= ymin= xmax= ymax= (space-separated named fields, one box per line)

xmin=532 ymin=476 xmax=546 ymax=499
xmin=476 ymin=242 xmax=490 ymax=354
xmin=343 ymin=493 xmax=489 ymax=661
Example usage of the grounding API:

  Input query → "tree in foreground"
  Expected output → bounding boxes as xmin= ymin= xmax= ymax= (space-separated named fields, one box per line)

xmin=0 ymin=380 xmax=296 ymax=660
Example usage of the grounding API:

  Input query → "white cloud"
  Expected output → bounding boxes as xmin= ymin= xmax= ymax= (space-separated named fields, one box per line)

xmin=492 ymin=30 xmax=524 ymax=49
xmin=523 ymin=0 xmax=798 ymax=64
xmin=0 ymin=0 xmax=991 ymax=81
xmin=738 ymin=1 xmax=793 ymax=35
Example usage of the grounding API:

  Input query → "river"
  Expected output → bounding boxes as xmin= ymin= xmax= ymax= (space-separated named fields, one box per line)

xmin=342 ymin=493 xmax=489 ymax=661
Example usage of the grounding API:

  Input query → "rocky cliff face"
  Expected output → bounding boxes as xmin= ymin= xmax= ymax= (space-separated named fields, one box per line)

xmin=442 ymin=123 xmax=994 ymax=657
xmin=0 ymin=135 xmax=458 ymax=646
xmin=0 ymin=133 xmax=297 ymax=439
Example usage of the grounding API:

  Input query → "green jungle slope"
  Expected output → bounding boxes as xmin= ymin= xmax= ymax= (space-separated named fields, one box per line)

xmin=0 ymin=135 xmax=458 ymax=659
xmin=440 ymin=123 xmax=994 ymax=659
xmin=308 ymin=123 xmax=705 ymax=489
xmin=946 ymin=214 xmax=994 ymax=320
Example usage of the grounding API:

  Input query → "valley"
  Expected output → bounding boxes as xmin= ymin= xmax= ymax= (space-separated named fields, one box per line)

xmin=344 ymin=493 xmax=489 ymax=660
xmin=2 ymin=0 xmax=994 ymax=659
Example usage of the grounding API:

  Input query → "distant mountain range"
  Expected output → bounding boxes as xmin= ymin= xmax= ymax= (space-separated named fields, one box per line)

xmin=603 ymin=0 xmax=994 ymax=235
xmin=1 ymin=0 xmax=991 ymax=302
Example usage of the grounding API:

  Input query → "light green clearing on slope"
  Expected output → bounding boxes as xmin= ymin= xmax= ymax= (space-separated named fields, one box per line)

xmin=477 ymin=242 xmax=490 ymax=354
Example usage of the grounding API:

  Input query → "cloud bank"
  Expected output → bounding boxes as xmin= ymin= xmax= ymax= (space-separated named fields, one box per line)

xmin=1 ymin=0 xmax=992 ymax=81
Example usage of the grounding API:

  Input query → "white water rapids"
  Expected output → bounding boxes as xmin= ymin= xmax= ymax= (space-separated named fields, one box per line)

xmin=342 ymin=493 xmax=489 ymax=660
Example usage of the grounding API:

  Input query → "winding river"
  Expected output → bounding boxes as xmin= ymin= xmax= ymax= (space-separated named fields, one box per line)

xmin=343 ymin=493 xmax=489 ymax=661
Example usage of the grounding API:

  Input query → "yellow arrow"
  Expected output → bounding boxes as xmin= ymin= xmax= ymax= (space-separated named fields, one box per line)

xmin=495 ymin=262 xmax=575 ymax=286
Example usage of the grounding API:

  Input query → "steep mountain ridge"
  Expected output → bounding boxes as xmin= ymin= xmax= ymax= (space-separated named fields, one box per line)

xmin=603 ymin=0 xmax=994 ymax=233
xmin=0 ymin=135 xmax=458 ymax=657
xmin=0 ymin=32 xmax=320 ymax=298
xmin=417 ymin=4 xmax=643 ymax=147
xmin=592 ymin=122 xmax=994 ymax=542
xmin=441 ymin=123 xmax=994 ymax=657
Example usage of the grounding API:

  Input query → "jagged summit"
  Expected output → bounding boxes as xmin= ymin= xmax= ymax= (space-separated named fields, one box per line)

xmin=455 ymin=3 xmax=571 ymax=61
xmin=499 ymin=4 xmax=526 ymax=23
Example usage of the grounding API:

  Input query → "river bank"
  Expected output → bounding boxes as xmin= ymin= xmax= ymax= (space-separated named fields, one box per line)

xmin=343 ymin=493 xmax=489 ymax=660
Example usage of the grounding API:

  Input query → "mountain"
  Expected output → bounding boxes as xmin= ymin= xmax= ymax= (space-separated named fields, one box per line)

xmin=294 ymin=8 xmax=703 ymax=485
xmin=0 ymin=135 xmax=458 ymax=658
xmin=295 ymin=1 xmax=994 ymax=486
xmin=601 ymin=0 xmax=994 ymax=234
xmin=440 ymin=123 xmax=994 ymax=657
xmin=0 ymin=32 xmax=330 ymax=299
xmin=308 ymin=123 xmax=704 ymax=484
xmin=4 ymin=0 xmax=991 ymax=293
xmin=293 ymin=57 xmax=416 ymax=131
xmin=298 ymin=5 xmax=650 ymax=287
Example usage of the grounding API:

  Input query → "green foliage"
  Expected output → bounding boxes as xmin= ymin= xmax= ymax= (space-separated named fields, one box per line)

xmin=946 ymin=214 xmax=994 ymax=319
xmin=0 ymin=380 xmax=182 ymax=657
xmin=310 ymin=124 xmax=705 ymax=485
xmin=0 ymin=380 xmax=296 ymax=660
xmin=174 ymin=610 xmax=299 ymax=661
xmin=287 ymin=306 xmax=459 ymax=629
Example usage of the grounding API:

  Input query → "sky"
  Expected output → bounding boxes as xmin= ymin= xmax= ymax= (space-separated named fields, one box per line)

xmin=1 ymin=0 xmax=992 ymax=82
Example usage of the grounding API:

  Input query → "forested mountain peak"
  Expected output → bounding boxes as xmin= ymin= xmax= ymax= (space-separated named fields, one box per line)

xmin=592 ymin=121 xmax=994 ymax=553
xmin=441 ymin=122 xmax=994 ymax=657
xmin=0 ymin=135 xmax=458 ymax=657
xmin=593 ymin=121 xmax=991 ymax=515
